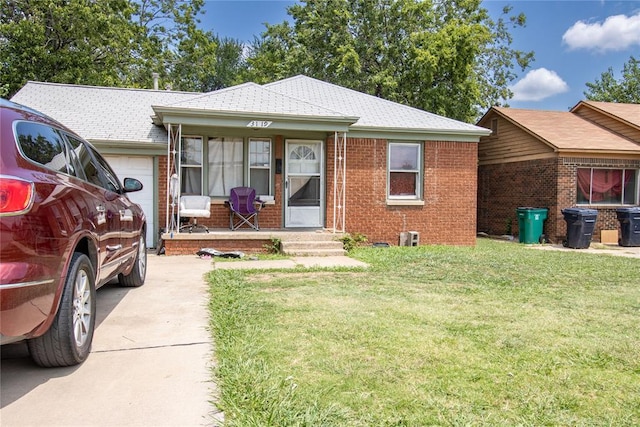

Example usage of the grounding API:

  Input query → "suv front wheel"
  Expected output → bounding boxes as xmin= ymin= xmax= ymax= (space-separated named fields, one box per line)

xmin=27 ymin=253 xmax=96 ymax=367
xmin=119 ymin=232 xmax=147 ymax=288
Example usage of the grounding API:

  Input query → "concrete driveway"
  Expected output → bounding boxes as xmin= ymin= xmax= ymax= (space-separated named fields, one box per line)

xmin=1 ymin=254 xmax=221 ymax=427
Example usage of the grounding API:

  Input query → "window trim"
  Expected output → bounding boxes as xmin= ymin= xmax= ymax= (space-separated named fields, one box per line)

xmin=248 ymin=138 xmax=273 ymax=197
xmin=207 ymin=136 xmax=244 ymax=197
xmin=576 ymin=167 xmax=639 ymax=206
xmin=387 ymin=141 xmax=423 ymax=200
xmin=180 ymin=135 xmax=203 ymax=195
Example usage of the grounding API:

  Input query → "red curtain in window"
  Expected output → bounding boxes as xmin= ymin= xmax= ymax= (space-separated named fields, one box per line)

xmin=577 ymin=169 xmax=628 ymax=202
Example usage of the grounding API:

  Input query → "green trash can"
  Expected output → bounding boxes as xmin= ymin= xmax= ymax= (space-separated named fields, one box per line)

xmin=517 ymin=207 xmax=548 ymax=244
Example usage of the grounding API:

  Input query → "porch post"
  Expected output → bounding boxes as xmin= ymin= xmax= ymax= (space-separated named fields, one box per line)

xmin=332 ymin=131 xmax=347 ymax=233
xmin=166 ymin=123 xmax=182 ymax=234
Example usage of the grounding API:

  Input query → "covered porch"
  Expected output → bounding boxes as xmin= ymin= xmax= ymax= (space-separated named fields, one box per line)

xmin=151 ymin=82 xmax=357 ymax=255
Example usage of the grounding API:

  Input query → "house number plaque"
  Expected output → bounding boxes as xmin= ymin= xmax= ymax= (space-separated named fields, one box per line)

xmin=247 ymin=120 xmax=272 ymax=128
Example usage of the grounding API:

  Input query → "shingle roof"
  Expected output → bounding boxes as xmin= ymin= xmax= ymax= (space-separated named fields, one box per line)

xmin=164 ymin=82 xmax=353 ymax=119
xmin=11 ymin=76 xmax=489 ymax=144
xmin=493 ymin=107 xmax=640 ymax=153
xmin=265 ymin=75 xmax=487 ymax=133
xmin=11 ymin=82 xmax=196 ymax=143
xmin=574 ymin=101 xmax=640 ymax=129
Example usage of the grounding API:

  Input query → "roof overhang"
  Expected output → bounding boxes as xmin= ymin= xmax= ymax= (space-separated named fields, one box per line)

xmin=89 ymin=139 xmax=167 ymax=155
xmin=152 ymin=106 xmax=358 ymax=133
xmin=348 ymin=126 xmax=491 ymax=142
xmin=558 ymin=149 xmax=640 ymax=158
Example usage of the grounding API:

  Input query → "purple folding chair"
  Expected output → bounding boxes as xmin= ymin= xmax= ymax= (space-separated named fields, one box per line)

xmin=228 ymin=187 xmax=265 ymax=230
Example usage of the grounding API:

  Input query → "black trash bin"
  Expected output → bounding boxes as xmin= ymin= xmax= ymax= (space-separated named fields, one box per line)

xmin=562 ymin=208 xmax=598 ymax=249
xmin=616 ymin=207 xmax=640 ymax=247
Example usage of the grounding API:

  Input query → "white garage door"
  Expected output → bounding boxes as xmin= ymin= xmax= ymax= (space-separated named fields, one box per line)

xmin=104 ymin=156 xmax=155 ymax=249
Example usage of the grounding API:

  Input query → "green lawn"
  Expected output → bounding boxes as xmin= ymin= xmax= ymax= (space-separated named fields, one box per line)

xmin=208 ymin=239 xmax=640 ymax=426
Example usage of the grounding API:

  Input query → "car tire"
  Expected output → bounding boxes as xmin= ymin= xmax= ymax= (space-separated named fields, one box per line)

xmin=27 ymin=253 xmax=96 ymax=367
xmin=119 ymin=233 xmax=147 ymax=288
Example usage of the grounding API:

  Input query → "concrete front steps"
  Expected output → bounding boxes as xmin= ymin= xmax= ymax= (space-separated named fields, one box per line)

xmin=280 ymin=232 xmax=347 ymax=256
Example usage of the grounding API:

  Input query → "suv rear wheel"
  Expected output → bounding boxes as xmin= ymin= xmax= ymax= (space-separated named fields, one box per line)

xmin=27 ymin=253 xmax=96 ymax=367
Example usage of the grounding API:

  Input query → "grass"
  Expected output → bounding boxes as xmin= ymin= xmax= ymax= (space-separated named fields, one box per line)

xmin=207 ymin=239 xmax=640 ymax=426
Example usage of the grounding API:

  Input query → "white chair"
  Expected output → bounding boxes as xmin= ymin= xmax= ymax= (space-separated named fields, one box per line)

xmin=179 ymin=195 xmax=211 ymax=233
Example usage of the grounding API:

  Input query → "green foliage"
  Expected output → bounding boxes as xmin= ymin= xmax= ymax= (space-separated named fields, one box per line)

xmin=339 ymin=232 xmax=368 ymax=252
xmin=245 ymin=0 xmax=533 ymax=122
xmin=263 ymin=237 xmax=282 ymax=254
xmin=505 ymin=217 xmax=513 ymax=235
xmin=584 ymin=56 xmax=640 ymax=103
xmin=0 ymin=0 xmax=246 ymax=97
xmin=209 ymin=240 xmax=640 ymax=425
xmin=1 ymin=0 xmax=139 ymax=97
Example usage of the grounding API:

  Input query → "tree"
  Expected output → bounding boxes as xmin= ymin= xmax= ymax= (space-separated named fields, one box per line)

xmin=131 ymin=0 xmax=244 ymax=92
xmin=0 ymin=0 xmax=246 ymax=97
xmin=170 ymin=29 xmax=246 ymax=92
xmin=0 ymin=0 xmax=139 ymax=97
xmin=245 ymin=0 xmax=533 ymax=122
xmin=584 ymin=56 xmax=640 ymax=104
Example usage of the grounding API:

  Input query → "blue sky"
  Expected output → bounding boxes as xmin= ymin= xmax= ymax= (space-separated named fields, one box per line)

xmin=199 ymin=1 xmax=640 ymax=113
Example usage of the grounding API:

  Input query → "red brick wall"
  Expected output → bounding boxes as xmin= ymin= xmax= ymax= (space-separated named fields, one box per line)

xmin=479 ymin=157 xmax=640 ymax=243
xmin=159 ymin=137 xmax=480 ymax=246
xmin=327 ymin=138 xmax=479 ymax=246
xmin=477 ymin=158 xmax=558 ymax=240
xmin=163 ymin=238 xmax=269 ymax=256
xmin=558 ymin=157 xmax=640 ymax=242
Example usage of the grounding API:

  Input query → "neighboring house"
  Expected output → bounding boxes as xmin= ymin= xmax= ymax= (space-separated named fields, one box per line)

xmin=12 ymin=76 xmax=490 ymax=250
xmin=476 ymin=101 xmax=640 ymax=243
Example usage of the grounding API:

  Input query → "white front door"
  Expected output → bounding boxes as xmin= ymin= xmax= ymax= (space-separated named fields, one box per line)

xmin=285 ymin=140 xmax=323 ymax=228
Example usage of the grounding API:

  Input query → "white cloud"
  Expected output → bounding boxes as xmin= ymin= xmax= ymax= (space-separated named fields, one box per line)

xmin=509 ymin=68 xmax=569 ymax=102
xmin=562 ymin=12 xmax=640 ymax=52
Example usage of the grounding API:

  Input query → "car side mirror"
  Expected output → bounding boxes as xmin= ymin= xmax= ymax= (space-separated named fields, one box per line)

xmin=123 ymin=177 xmax=143 ymax=193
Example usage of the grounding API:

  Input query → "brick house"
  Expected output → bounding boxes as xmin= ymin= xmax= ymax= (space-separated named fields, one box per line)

xmin=12 ymin=76 xmax=490 ymax=253
xmin=476 ymin=101 xmax=640 ymax=243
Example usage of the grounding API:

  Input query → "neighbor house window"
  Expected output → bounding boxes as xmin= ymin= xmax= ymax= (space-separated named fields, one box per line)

xmin=577 ymin=168 xmax=638 ymax=205
xmin=248 ymin=138 xmax=272 ymax=196
xmin=388 ymin=142 xmax=422 ymax=199
xmin=180 ymin=136 xmax=202 ymax=194
xmin=208 ymin=137 xmax=243 ymax=196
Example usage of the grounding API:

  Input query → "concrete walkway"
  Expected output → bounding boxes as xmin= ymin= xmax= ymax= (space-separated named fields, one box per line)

xmin=213 ymin=255 xmax=369 ymax=270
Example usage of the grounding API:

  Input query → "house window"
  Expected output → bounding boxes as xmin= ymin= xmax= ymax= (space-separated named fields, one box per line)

xmin=208 ymin=137 xmax=243 ymax=196
xmin=180 ymin=136 xmax=202 ymax=194
xmin=577 ymin=168 xmax=638 ymax=205
xmin=388 ymin=142 xmax=421 ymax=199
xmin=249 ymin=138 xmax=272 ymax=196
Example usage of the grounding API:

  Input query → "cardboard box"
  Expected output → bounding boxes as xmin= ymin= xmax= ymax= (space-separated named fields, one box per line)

xmin=600 ymin=230 xmax=618 ymax=245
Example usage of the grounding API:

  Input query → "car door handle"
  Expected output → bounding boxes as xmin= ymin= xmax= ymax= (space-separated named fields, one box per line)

xmin=106 ymin=244 xmax=122 ymax=251
xmin=120 ymin=209 xmax=133 ymax=221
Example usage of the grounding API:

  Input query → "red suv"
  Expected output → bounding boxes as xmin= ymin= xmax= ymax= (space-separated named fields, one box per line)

xmin=0 ymin=99 xmax=147 ymax=367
